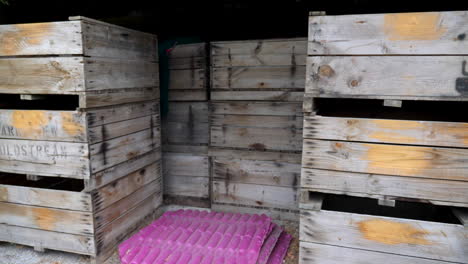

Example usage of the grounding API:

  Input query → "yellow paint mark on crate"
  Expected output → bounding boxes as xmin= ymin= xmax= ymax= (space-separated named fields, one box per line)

xmin=12 ymin=110 xmax=49 ymax=137
xmin=0 ymin=23 xmax=53 ymax=55
xmin=434 ymin=124 xmax=468 ymax=147
xmin=358 ymin=219 xmax=432 ymax=245
xmin=384 ymin=13 xmax=447 ymax=41
xmin=61 ymin=112 xmax=84 ymax=136
xmin=0 ymin=186 xmax=8 ymax=201
xmin=32 ymin=207 xmax=57 ymax=231
xmin=369 ymin=119 xmax=421 ymax=144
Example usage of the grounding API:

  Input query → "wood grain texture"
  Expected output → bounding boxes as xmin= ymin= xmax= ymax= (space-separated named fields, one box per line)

xmin=208 ymin=148 xmax=302 ymax=163
xmin=0 ymin=110 xmax=86 ymax=142
xmin=299 ymin=242 xmax=456 ymax=264
xmin=169 ymin=56 xmax=206 ymax=70
xmin=304 ymin=116 xmax=468 ymax=148
xmin=302 ymin=139 xmax=468 ymax=181
xmin=86 ymin=101 xmax=159 ymax=127
xmin=211 ymin=203 xmax=299 ymax=222
xmin=169 ymin=69 xmax=206 ymax=89
xmin=162 ymin=152 xmax=209 ymax=177
xmin=81 ymin=87 xmax=159 ymax=108
xmin=211 ymin=101 xmax=303 ymax=116
xmin=164 ymin=175 xmax=209 ymax=198
xmin=301 ymin=168 xmax=468 ymax=207
xmin=211 ymin=91 xmax=304 ymax=101
xmin=213 ymin=53 xmax=306 ymax=67
xmin=211 ymin=39 xmax=307 ymax=56
xmin=168 ymin=90 xmax=208 ymax=101
xmin=308 ymin=11 xmax=468 ymax=55
xmin=300 ymin=210 xmax=468 ymax=263
xmin=306 ymin=56 xmax=468 ymax=100
xmin=163 ymin=144 xmax=208 ymax=154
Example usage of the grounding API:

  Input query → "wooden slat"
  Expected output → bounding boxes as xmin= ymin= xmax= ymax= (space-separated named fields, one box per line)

xmin=208 ymin=148 xmax=302 ymax=163
xmin=0 ymin=21 xmax=83 ymax=56
xmin=211 ymin=203 xmax=299 ymax=222
xmin=168 ymin=90 xmax=208 ymax=101
xmin=84 ymin=58 xmax=159 ymax=90
xmin=81 ymin=87 xmax=159 ymax=108
xmin=213 ymin=157 xmax=300 ymax=187
xmin=300 ymin=210 xmax=468 ymax=263
xmin=166 ymin=102 xmax=209 ymax=122
xmin=211 ymin=126 xmax=302 ymax=151
xmin=301 ymin=168 xmax=468 ymax=207
xmin=164 ymin=176 xmax=209 ymax=198
xmin=0 ymin=139 xmax=90 ymax=179
xmin=0 ymin=184 xmax=92 ymax=211
xmin=168 ymin=43 xmax=206 ymax=58
xmin=169 ymin=69 xmax=206 ymax=89
xmin=0 ymin=224 xmax=95 ymax=256
xmin=162 ymin=122 xmax=208 ymax=145
xmin=212 ymin=54 xmax=306 ymax=67
xmin=91 ymin=162 xmax=160 ymax=212
xmin=306 ymin=56 xmax=468 ymax=100
xmin=299 ymin=242 xmax=455 ymax=264
xmin=90 ymin=127 xmax=160 ymax=173
xmin=0 ymin=110 xmax=86 ymax=142
xmin=211 ymin=39 xmax=307 ymax=56
xmin=169 ymin=57 xmax=206 ymax=70
xmin=211 ymin=102 xmax=302 ymax=116
xmin=212 ymin=66 xmax=305 ymax=89
xmin=211 ymin=114 xmax=302 ymax=129
xmin=212 ymin=181 xmax=297 ymax=210
xmin=308 ymin=11 xmax=468 ymax=55
xmin=86 ymin=101 xmax=159 ymax=127
xmin=163 ymin=144 xmax=208 ymax=154
xmin=0 ymin=202 xmax=93 ymax=235
xmin=302 ymin=139 xmax=468 ymax=181
xmin=162 ymin=153 xmax=209 ymax=177
xmin=0 ymin=57 xmax=85 ymax=94
xmin=211 ymin=91 xmax=304 ymax=101
xmin=304 ymin=116 xmax=468 ymax=148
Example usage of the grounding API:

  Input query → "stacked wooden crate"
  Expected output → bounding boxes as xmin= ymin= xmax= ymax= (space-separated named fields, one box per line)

xmin=209 ymin=38 xmax=307 ymax=221
xmin=162 ymin=43 xmax=210 ymax=207
xmin=0 ymin=17 xmax=162 ymax=263
xmin=300 ymin=11 xmax=468 ymax=263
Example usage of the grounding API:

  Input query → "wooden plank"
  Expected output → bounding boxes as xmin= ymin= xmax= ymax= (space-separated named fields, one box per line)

xmin=163 ymin=144 xmax=208 ymax=154
xmin=208 ymin=148 xmax=302 ymax=163
xmin=211 ymin=114 xmax=302 ymax=129
xmin=303 ymin=139 xmax=468 ymax=181
xmin=81 ymin=87 xmax=159 ymax=108
xmin=164 ymin=176 xmax=209 ymax=198
xmin=0 ymin=57 xmax=85 ymax=94
xmin=301 ymin=168 xmax=468 ymax=207
xmin=94 ymin=179 xmax=161 ymax=230
xmin=0 ymin=184 xmax=92 ymax=211
xmin=304 ymin=116 xmax=468 ymax=148
xmin=162 ymin=122 xmax=209 ymax=145
xmin=211 ymin=102 xmax=302 ymax=116
xmin=162 ymin=153 xmax=209 ymax=177
xmin=0 ymin=110 xmax=86 ymax=142
xmin=166 ymin=102 xmax=209 ymax=123
xmin=168 ymin=90 xmax=208 ymax=101
xmin=212 ymin=66 xmax=306 ymax=89
xmin=211 ymin=91 xmax=303 ymax=101
xmin=0 ymin=139 xmax=90 ymax=179
xmin=0 ymin=224 xmax=95 ymax=255
xmin=0 ymin=202 xmax=93 ymax=235
xmin=213 ymin=157 xmax=300 ymax=187
xmin=211 ymin=126 xmax=302 ymax=151
xmin=169 ymin=57 xmax=206 ymax=70
xmin=91 ymin=162 xmax=160 ymax=212
xmin=90 ymin=127 xmax=160 ymax=173
xmin=212 ymin=181 xmax=298 ymax=210
xmin=86 ymin=101 xmax=159 ymax=127
xmin=308 ymin=11 xmax=468 ymax=55
xmin=299 ymin=242 xmax=456 ymax=264
xmin=212 ymin=54 xmax=306 ymax=67
xmin=89 ymin=114 xmax=159 ymax=144
xmin=300 ymin=210 xmax=468 ymax=263
xmin=169 ymin=69 xmax=206 ymax=90
xmin=168 ymin=43 xmax=206 ymax=58
xmin=84 ymin=58 xmax=159 ymax=90
xmin=163 ymin=194 xmax=210 ymax=208
xmin=85 ymin=150 xmax=161 ymax=191
xmin=0 ymin=21 xmax=83 ymax=56
xmin=80 ymin=19 xmax=158 ymax=61
xmin=211 ymin=39 xmax=307 ymax=56
xmin=306 ymin=56 xmax=468 ymax=100
xmin=211 ymin=203 xmax=299 ymax=222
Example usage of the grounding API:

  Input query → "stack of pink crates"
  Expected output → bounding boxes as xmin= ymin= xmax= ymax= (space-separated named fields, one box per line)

xmin=119 ymin=210 xmax=292 ymax=264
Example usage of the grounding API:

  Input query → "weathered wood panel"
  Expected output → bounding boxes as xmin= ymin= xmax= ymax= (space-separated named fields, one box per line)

xmin=212 ymin=114 xmax=302 ymax=129
xmin=208 ymin=148 xmax=301 ymax=163
xmin=213 ymin=157 xmax=300 ymax=187
xmin=169 ymin=56 xmax=206 ymax=70
xmin=211 ymin=126 xmax=302 ymax=151
xmin=0 ymin=110 xmax=86 ymax=142
xmin=302 ymin=139 xmax=468 ymax=181
xmin=211 ymin=203 xmax=299 ymax=222
xmin=163 ymin=144 xmax=208 ymax=154
xmin=308 ymin=11 xmax=468 ymax=55
xmin=300 ymin=210 xmax=468 ymax=263
xmin=306 ymin=56 xmax=468 ymax=100
xmin=164 ymin=176 xmax=209 ymax=198
xmin=0 ymin=139 xmax=89 ymax=179
xmin=213 ymin=181 xmax=297 ymax=210
xmin=0 ymin=224 xmax=95 ymax=255
xmin=211 ymin=91 xmax=304 ymax=101
xmin=299 ymin=242 xmax=455 ymax=264
xmin=162 ymin=153 xmax=209 ymax=177
xmin=212 ymin=66 xmax=306 ymax=89
xmin=304 ymin=116 xmax=468 ymax=148
xmin=168 ymin=90 xmax=208 ymax=101
xmin=301 ymin=168 xmax=468 ymax=207
xmin=0 ymin=184 xmax=92 ymax=211
xmin=169 ymin=43 xmax=206 ymax=58
xmin=0 ymin=202 xmax=93 ymax=235
xmin=0 ymin=21 xmax=83 ymax=56
xmin=212 ymin=54 xmax=306 ymax=67
xmin=211 ymin=39 xmax=307 ymax=56
xmin=169 ymin=69 xmax=206 ymax=89
xmin=90 ymin=127 xmax=160 ymax=173
xmin=211 ymin=101 xmax=303 ymax=116
xmin=81 ymin=87 xmax=158 ymax=108
xmin=86 ymin=101 xmax=159 ymax=128
xmin=0 ymin=57 xmax=85 ymax=94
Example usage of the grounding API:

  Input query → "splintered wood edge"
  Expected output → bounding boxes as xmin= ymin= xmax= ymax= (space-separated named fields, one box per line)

xmin=68 ymin=16 xmax=156 ymax=37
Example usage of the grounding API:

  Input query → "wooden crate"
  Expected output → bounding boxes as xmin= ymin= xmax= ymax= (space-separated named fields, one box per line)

xmin=0 ymin=17 xmax=162 ymax=263
xmin=167 ymin=43 xmax=208 ymax=101
xmin=299 ymin=193 xmax=468 ymax=264
xmin=210 ymin=38 xmax=307 ymax=101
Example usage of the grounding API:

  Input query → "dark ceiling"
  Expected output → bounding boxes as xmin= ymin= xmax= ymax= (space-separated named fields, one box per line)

xmin=0 ymin=0 xmax=467 ymax=41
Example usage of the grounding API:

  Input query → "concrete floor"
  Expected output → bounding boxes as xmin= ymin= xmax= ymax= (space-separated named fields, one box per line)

xmin=0 ymin=205 xmax=299 ymax=264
